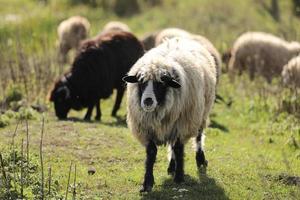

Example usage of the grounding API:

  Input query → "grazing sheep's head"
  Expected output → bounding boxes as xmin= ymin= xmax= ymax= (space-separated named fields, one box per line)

xmin=123 ymin=73 xmax=181 ymax=112
xmin=49 ymin=77 xmax=72 ymax=119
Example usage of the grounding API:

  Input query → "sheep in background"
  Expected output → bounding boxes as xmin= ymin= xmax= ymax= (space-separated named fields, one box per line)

xmin=221 ymin=48 xmax=232 ymax=72
xmin=146 ymin=28 xmax=222 ymax=81
xmin=154 ymin=28 xmax=191 ymax=46
xmin=123 ymin=37 xmax=217 ymax=192
xmin=282 ymin=55 xmax=300 ymax=88
xmin=228 ymin=32 xmax=300 ymax=83
xmin=102 ymin=21 xmax=131 ymax=33
xmin=50 ymin=31 xmax=144 ymax=121
xmin=57 ymin=16 xmax=90 ymax=63
xmin=141 ymin=31 xmax=160 ymax=51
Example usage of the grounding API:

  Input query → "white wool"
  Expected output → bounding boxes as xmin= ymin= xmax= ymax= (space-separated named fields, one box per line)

xmin=282 ymin=55 xmax=300 ymax=88
xmin=102 ymin=21 xmax=131 ymax=33
xmin=126 ymin=37 xmax=217 ymax=146
xmin=228 ymin=32 xmax=300 ymax=82
xmin=57 ymin=16 xmax=90 ymax=61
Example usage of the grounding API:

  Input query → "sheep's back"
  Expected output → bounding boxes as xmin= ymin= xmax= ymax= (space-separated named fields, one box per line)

xmin=69 ymin=32 xmax=144 ymax=106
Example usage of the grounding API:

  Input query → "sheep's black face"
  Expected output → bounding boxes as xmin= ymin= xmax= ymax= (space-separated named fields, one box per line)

xmin=123 ymin=74 xmax=181 ymax=112
xmin=50 ymin=84 xmax=72 ymax=120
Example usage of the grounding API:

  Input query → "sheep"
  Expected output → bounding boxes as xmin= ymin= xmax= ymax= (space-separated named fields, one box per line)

xmin=49 ymin=31 xmax=144 ymax=121
xmin=150 ymin=28 xmax=222 ymax=82
xmin=57 ymin=16 xmax=90 ymax=63
xmin=102 ymin=21 xmax=131 ymax=33
xmin=141 ymin=31 xmax=160 ymax=51
xmin=154 ymin=28 xmax=191 ymax=46
xmin=228 ymin=32 xmax=300 ymax=83
xmin=221 ymin=48 xmax=232 ymax=72
xmin=123 ymin=37 xmax=217 ymax=192
xmin=282 ymin=55 xmax=300 ymax=88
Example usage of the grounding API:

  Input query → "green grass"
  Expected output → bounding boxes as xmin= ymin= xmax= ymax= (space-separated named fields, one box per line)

xmin=1 ymin=0 xmax=300 ymax=199
xmin=1 ymin=76 xmax=300 ymax=199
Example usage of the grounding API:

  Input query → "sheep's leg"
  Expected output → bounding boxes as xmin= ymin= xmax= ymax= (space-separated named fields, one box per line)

xmin=111 ymin=87 xmax=125 ymax=117
xmin=95 ymin=100 xmax=101 ymax=121
xmin=140 ymin=140 xmax=157 ymax=193
xmin=173 ymin=139 xmax=184 ymax=183
xmin=195 ymin=130 xmax=208 ymax=168
xmin=167 ymin=145 xmax=175 ymax=175
xmin=84 ymin=105 xmax=94 ymax=121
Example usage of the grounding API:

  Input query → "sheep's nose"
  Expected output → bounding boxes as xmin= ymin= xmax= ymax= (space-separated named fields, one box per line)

xmin=144 ymin=98 xmax=154 ymax=106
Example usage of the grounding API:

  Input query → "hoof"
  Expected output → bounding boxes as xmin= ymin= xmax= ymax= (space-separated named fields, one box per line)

xmin=168 ymin=169 xmax=175 ymax=176
xmin=95 ymin=116 xmax=101 ymax=121
xmin=197 ymin=159 xmax=208 ymax=168
xmin=140 ymin=185 xmax=152 ymax=193
xmin=174 ymin=175 xmax=184 ymax=184
xmin=84 ymin=117 xmax=91 ymax=121
xmin=200 ymin=160 xmax=208 ymax=167
xmin=198 ymin=160 xmax=208 ymax=174
xmin=167 ymin=166 xmax=175 ymax=176
xmin=111 ymin=111 xmax=117 ymax=117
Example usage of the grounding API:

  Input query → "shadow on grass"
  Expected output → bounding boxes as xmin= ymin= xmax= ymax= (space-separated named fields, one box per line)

xmin=64 ymin=117 xmax=95 ymax=123
xmin=209 ymin=119 xmax=229 ymax=133
xmin=141 ymin=173 xmax=229 ymax=200
xmin=101 ymin=115 xmax=127 ymax=127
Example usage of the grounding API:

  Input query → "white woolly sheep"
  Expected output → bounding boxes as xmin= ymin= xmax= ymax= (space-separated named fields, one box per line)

xmin=57 ymin=16 xmax=90 ymax=63
xmin=123 ymin=37 xmax=217 ymax=192
xmin=228 ymin=32 xmax=300 ymax=83
xmin=282 ymin=55 xmax=300 ymax=88
xmin=102 ymin=21 xmax=131 ymax=33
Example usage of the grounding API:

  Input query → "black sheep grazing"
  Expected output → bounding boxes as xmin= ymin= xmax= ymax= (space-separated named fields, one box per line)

xmin=49 ymin=31 xmax=144 ymax=120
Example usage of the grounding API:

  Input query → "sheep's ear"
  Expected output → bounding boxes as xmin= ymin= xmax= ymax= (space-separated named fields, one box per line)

xmin=161 ymin=75 xmax=181 ymax=88
xmin=122 ymin=75 xmax=138 ymax=83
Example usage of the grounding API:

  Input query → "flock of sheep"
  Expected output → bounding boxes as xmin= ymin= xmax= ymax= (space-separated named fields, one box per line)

xmin=50 ymin=15 xmax=300 ymax=193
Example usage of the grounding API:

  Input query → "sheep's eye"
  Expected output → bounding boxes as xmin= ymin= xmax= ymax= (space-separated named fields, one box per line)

xmin=138 ymin=81 xmax=148 ymax=91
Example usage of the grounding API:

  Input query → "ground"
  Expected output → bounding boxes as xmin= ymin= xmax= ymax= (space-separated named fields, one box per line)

xmin=1 ymin=76 xmax=300 ymax=199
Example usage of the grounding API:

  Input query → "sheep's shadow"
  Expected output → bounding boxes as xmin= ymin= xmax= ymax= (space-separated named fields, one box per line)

xmin=62 ymin=115 xmax=127 ymax=127
xmin=64 ymin=117 xmax=97 ymax=123
xmin=101 ymin=115 xmax=127 ymax=127
xmin=141 ymin=172 xmax=229 ymax=200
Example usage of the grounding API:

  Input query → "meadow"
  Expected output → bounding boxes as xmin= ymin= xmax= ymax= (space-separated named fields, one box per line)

xmin=0 ymin=0 xmax=300 ymax=199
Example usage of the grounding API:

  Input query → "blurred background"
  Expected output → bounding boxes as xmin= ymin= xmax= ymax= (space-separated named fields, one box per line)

xmin=1 ymin=0 xmax=300 ymax=104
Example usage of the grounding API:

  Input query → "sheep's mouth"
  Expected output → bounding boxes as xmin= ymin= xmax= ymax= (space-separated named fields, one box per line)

xmin=142 ymin=106 xmax=156 ymax=112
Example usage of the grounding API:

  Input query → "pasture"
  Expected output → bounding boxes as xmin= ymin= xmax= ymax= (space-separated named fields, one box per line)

xmin=0 ymin=0 xmax=300 ymax=199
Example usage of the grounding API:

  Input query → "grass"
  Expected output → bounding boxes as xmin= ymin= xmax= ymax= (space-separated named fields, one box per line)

xmin=1 ymin=76 xmax=300 ymax=199
xmin=0 ymin=0 xmax=300 ymax=199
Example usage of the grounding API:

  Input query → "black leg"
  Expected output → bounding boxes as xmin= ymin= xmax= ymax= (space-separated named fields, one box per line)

xmin=195 ymin=130 xmax=208 ymax=168
xmin=111 ymin=87 xmax=125 ymax=117
xmin=173 ymin=139 xmax=184 ymax=183
xmin=95 ymin=100 xmax=101 ymax=121
xmin=140 ymin=140 xmax=157 ymax=193
xmin=167 ymin=145 xmax=175 ymax=175
xmin=84 ymin=104 xmax=94 ymax=121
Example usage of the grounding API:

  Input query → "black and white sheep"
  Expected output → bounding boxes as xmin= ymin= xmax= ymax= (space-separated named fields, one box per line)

xmin=50 ymin=31 xmax=144 ymax=121
xmin=57 ymin=16 xmax=90 ymax=63
xmin=123 ymin=37 xmax=217 ymax=192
